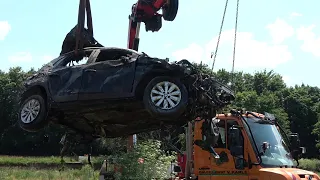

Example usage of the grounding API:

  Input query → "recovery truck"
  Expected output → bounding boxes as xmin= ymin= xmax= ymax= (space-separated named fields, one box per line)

xmin=170 ymin=110 xmax=319 ymax=180
xmin=99 ymin=109 xmax=319 ymax=179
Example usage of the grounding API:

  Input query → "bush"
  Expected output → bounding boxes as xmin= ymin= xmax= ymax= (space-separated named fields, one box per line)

xmin=299 ymin=158 xmax=320 ymax=172
xmin=111 ymin=139 xmax=176 ymax=180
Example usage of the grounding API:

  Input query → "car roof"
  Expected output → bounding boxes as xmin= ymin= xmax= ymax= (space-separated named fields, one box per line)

xmin=60 ymin=46 xmax=142 ymax=57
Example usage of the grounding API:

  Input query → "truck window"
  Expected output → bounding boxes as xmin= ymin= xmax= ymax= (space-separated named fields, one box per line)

xmin=214 ymin=120 xmax=226 ymax=148
xmin=227 ymin=120 xmax=244 ymax=150
xmin=227 ymin=120 xmax=245 ymax=169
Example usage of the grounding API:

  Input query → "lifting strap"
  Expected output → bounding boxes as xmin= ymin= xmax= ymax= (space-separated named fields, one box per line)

xmin=75 ymin=0 xmax=93 ymax=55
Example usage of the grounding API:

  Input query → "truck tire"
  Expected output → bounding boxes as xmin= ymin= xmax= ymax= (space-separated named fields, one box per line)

xmin=18 ymin=94 xmax=48 ymax=132
xmin=162 ymin=0 xmax=179 ymax=21
xmin=143 ymin=76 xmax=188 ymax=120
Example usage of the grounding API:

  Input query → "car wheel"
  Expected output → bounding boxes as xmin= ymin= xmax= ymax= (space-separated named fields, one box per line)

xmin=18 ymin=94 xmax=48 ymax=132
xmin=162 ymin=0 xmax=179 ymax=21
xmin=143 ymin=76 xmax=188 ymax=120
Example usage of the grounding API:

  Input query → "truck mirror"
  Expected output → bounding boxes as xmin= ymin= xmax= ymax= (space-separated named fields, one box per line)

xmin=299 ymin=147 xmax=307 ymax=154
xmin=289 ymin=133 xmax=306 ymax=160
xmin=289 ymin=133 xmax=300 ymax=149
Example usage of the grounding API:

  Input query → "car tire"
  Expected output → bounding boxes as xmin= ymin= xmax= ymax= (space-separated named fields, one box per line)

xmin=18 ymin=94 xmax=48 ymax=132
xmin=143 ymin=76 xmax=188 ymax=120
xmin=162 ymin=0 xmax=179 ymax=21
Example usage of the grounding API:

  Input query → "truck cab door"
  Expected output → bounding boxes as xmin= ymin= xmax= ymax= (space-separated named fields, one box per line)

xmin=207 ymin=119 xmax=249 ymax=180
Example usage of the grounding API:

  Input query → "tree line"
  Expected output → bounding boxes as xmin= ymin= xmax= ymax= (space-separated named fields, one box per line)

xmin=0 ymin=65 xmax=319 ymax=158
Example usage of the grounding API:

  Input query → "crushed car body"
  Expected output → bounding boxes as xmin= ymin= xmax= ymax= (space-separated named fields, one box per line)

xmin=18 ymin=46 xmax=235 ymax=140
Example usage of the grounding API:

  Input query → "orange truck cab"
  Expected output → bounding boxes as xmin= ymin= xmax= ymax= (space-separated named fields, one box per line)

xmin=174 ymin=110 xmax=320 ymax=180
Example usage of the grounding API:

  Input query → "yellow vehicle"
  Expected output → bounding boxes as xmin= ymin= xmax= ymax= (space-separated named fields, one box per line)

xmin=99 ymin=109 xmax=319 ymax=179
xmin=173 ymin=110 xmax=319 ymax=180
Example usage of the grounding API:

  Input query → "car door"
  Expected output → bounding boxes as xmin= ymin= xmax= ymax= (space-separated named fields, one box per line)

xmin=48 ymin=53 xmax=89 ymax=103
xmin=79 ymin=49 xmax=136 ymax=101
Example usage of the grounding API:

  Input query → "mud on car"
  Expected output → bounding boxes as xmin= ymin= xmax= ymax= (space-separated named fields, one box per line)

xmin=17 ymin=47 xmax=234 ymax=139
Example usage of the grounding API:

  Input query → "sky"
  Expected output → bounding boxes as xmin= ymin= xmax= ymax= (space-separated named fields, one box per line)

xmin=0 ymin=0 xmax=319 ymax=87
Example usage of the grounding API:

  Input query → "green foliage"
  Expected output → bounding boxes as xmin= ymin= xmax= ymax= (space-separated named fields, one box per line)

xmin=112 ymin=140 xmax=176 ymax=180
xmin=299 ymin=158 xmax=320 ymax=172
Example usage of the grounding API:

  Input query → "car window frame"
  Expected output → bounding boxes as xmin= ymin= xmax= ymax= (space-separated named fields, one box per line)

xmin=54 ymin=50 xmax=93 ymax=68
xmin=91 ymin=48 xmax=140 ymax=64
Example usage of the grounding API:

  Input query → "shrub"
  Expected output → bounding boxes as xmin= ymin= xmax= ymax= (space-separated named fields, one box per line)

xmin=299 ymin=158 xmax=320 ymax=172
xmin=111 ymin=139 xmax=176 ymax=180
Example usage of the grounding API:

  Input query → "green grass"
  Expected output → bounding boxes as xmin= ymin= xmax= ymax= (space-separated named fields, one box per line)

xmin=0 ymin=155 xmax=106 ymax=166
xmin=0 ymin=156 xmax=62 ymax=165
xmin=0 ymin=156 xmax=103 ymax=180
xmin=0 ymin=165 xmax=99 ymax=180
xmin=2 ymin=156 xmax=320 ymax=179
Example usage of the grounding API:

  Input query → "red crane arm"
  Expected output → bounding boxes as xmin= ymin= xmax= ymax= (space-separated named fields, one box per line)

xmin=127 ymin=0 xmax=178 ymax=50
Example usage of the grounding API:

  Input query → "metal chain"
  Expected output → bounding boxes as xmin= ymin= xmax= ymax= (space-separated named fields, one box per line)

xmin=231 ymin=0 xmax=240 ymax=91
xmin=211 ymin=0 xmax=229 ymax=71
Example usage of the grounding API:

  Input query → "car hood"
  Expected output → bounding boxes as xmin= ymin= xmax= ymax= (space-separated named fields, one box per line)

xmin=25 ymin=63 xmax=52 ymax=81
xmin=259 ymin=168 xmax=320 ymax=180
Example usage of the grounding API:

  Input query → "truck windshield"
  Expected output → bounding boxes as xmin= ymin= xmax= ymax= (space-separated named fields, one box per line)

xmin=244 ymin=117 xmax=295 ymax=167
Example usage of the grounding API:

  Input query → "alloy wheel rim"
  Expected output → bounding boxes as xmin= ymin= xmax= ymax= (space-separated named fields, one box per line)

xmin=150 ymin=81 xmax=182 ymax=110
xmin=21 ymin=99 xmax=41 ymax=123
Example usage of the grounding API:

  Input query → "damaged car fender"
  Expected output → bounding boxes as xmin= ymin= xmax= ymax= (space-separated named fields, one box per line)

xmin=19 ymin=80 xmax=50 ymax=132
xmin=21 ymin=72 xmax=51 ymax=104
xmin=132 ymin=55 xmax=191 ymax=98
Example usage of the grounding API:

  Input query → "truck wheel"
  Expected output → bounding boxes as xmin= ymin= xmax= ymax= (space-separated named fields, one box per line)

xmin=18 ymin=94 xmax=48 ymax=132
xmin=143 ymin=76 xmax=188 ymax=120
xmin=162 ymin=0 xmax=179 ymax=21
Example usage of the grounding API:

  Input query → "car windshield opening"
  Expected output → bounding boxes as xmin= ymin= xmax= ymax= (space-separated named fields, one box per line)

xmin=244 ymin=116 xmax=295 ymax=167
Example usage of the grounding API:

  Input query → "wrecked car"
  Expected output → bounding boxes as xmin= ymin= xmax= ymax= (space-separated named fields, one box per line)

xmin=17 ymin=47 xmax=234 ymax=139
